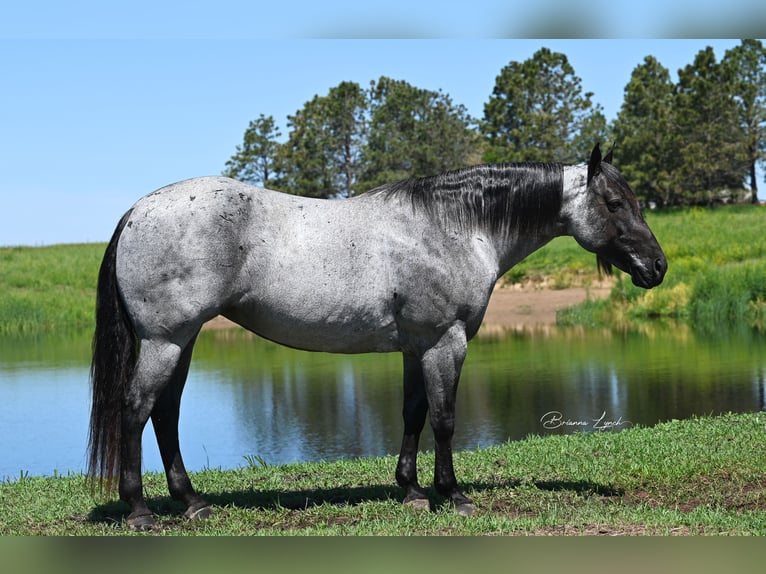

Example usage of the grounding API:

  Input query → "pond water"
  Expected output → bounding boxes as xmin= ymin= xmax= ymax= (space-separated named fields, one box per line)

xmin=1 ymin=324 xmax=764 ymax=480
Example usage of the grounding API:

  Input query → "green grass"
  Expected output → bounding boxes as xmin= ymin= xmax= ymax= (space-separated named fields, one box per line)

xmin=1 ymin=412 xmax=764 ymax=535
xmin=0 ymin=243 xmax=104 ymax=333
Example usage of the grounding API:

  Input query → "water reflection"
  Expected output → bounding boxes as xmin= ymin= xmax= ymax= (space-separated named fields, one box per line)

xmin=0 ymin=325 xmax=764 ymax=479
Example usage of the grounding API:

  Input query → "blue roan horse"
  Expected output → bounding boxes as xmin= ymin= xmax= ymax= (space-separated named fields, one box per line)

xmin=88 ymin=144 xmax=666 ymax=529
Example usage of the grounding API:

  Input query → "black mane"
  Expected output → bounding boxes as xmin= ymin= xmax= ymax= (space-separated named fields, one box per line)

xmin=369 ymin=163 xmax=564 ymax=240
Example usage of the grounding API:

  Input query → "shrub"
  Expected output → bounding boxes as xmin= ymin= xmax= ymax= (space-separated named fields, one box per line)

xmin=687 ymin=262 xmax=766 ymax=331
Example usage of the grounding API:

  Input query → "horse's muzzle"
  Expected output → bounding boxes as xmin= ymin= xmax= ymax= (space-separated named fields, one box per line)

xmin=631 ymin=256 xmax=667 ymax=288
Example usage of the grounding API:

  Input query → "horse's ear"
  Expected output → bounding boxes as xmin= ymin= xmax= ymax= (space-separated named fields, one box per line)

xmin=587 ymin=143 xmax=602 ymax=184
xmin=603 ymin=143 xmax=614 ymax=165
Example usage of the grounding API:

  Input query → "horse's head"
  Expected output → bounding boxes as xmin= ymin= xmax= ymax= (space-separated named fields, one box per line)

xmin=567 ymin=144 xmax=667 ymax=288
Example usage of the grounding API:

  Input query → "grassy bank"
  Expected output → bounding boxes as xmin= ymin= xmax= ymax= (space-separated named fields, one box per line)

xmin=0 ymin=243 xmax=103 ymax=333
xmin=1 ymin=412 xmax=764 ymax=535
xmin=1 ymin=205 xmax=764 ymax=332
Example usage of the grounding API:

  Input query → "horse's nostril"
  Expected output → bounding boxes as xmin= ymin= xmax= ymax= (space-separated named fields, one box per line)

xmin=654 ymin=258 xmax=666 ymax=274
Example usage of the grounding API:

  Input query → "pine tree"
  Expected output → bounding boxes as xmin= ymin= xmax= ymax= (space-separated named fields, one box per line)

xmin=481 ymin=47 xmax=603 ymax=164
xmin=223 ymin=114 xmax=282 ymax=187
xmin=672 ymin=46 xmax=748 ymax=204
xmin=359 ymin=77 xmax=478 ymax=191
xmin=279 ymin=82 xmax=367 ymax=198
xmin=611 ymin=56 xmax=677 ymax=206
xmin=723 ymin=39 xmax=766 ymax=202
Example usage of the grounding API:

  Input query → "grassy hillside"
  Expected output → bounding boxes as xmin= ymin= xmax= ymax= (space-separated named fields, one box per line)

xmin=0 ymin=205 xmax=764 ymax=333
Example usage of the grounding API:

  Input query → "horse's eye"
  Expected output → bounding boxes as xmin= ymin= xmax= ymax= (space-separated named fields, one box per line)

xmin=606 ymin=199 xmax=623 ymax=212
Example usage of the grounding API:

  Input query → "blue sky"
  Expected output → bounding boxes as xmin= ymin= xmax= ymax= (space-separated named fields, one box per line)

xmin=0 ymin=3 xmax=762 ymax=246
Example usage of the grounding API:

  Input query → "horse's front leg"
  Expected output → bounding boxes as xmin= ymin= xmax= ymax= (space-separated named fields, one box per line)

xmin=421 ymin=323 xmax=475 ymax=516
xmin=395 ymin=354 xmax=430 ymax=510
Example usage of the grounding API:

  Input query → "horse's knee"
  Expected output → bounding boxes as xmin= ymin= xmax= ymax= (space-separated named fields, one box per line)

xmin=430 ymin=413 xmax=455 ymax=443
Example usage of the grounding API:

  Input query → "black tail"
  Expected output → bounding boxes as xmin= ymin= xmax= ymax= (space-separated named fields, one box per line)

xmin=87 ymin=209 xmax=136 ymax=494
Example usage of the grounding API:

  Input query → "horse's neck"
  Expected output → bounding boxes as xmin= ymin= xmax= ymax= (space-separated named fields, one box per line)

xmin=560 ymin=165 xmax=589 ymax=222
xmin=491 ymin=165 xmax=585 ymax=275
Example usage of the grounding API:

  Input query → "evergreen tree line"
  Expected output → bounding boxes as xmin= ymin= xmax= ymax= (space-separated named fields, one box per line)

xmin=224 ymin=41 xmax=766 ymax=206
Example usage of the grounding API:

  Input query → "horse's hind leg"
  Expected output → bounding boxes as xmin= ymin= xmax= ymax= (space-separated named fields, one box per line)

xmin=119 ymin=338 xmax=189 ymax=530
xmin=150 ymin=334 xmax=211 ymax=521
xmin=395 ymin=354 xmax=430 ymax=510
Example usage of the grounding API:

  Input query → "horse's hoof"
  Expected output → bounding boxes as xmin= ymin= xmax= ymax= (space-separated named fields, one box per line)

xmin=184 ymin=505 xmax=212 ymax=521
xmin=403 ymin=497 xmax=431 ymax=511
xmin=127 ymin=513 xmax=156 ymax=531
xmin=454 ymin=502 xmax=475 ymax=516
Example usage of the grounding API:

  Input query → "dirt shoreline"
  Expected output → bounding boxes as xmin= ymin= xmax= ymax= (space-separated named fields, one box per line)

xmin=202 ymin=284 xmax=612 ymax=332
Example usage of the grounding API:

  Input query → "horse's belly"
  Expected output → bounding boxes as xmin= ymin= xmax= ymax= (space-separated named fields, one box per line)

xmin=225 ymin=301 xmax=401 ymax=354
